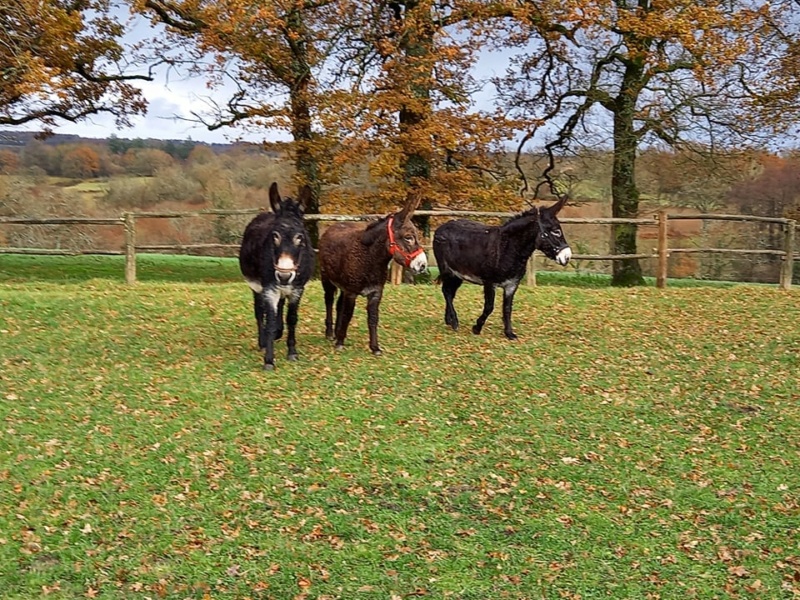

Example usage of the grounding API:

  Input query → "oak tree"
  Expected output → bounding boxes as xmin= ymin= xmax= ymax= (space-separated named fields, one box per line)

xmin=1 ymin=0 xmax=151 ymax=134
xmin=499 ymin=0 xmax=800 ymax=285
xmin=134 ymin=0 xmax=354 ymax=245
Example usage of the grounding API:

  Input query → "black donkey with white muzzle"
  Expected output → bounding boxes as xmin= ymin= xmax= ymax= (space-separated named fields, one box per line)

xmin=433 ymin=196 xmax=571 ymax=340
xmin=239 ymin=182 xmax=315 ymax=370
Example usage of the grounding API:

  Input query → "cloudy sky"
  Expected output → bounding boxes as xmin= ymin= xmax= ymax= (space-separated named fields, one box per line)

xmin=33 ymin=11 xmax=511 ymax=146
xmin=51 ymin=78 xmax=267 ymax=145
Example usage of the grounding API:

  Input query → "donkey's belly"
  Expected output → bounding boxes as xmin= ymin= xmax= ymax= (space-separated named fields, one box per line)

xmin=451 ymin=268 xmax=483 ymax=285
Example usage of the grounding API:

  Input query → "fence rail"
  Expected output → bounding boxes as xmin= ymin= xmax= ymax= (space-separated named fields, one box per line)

xmin=1 ymin=209 xmax=796 ymax=289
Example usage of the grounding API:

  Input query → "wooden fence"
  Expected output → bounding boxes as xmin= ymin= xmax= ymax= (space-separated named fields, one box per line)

xmin=1 ymin=209 xmax=797 ymax=289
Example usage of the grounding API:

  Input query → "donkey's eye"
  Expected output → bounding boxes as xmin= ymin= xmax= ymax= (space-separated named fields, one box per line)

xmin=272 ymin=232 xmax=281 ymax=245
xmin=553 ymin=230 xmax=562 ymax=238
xmin=293 ymin=234 xmax=304 ymax=246
xmin=404 ymin=236 xmax=415 ymax=244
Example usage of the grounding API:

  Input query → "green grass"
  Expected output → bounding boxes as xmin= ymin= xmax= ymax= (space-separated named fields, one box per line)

xmin=1 ymin=254 xmax=747 ymax=289
xmin=0 ymin=254 xmax=242 ymax=284
xmin=1 ymin=274 xmax=798 ymax=599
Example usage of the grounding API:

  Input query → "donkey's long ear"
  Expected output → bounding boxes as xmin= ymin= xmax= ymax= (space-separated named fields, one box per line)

xmin=395 ymin=188 xmax=423 ymax=224
xmin=296 ymin=185 xmax=312 ymax=213
xmin=546 ymin=194 xmax=569 ymax=215
xmin=269 ymin=182 xmax=282 ymax=213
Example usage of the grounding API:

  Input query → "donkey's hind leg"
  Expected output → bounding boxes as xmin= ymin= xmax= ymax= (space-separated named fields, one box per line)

xmin=334 ymin=293 xmax=357 ymax=351
xmin=441 ymin=275 xmax=462 ymax=331
xmin=472 ymin=284 xmax=496 ymax=335
xmin=322 ymin=279 xmax=337 ymax=340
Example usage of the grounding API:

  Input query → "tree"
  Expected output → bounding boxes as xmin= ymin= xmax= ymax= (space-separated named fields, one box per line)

xmin=123 ymin=148 xmax=175 ymax=176
xmin=330 ymin=1 xmax=518 ymax=224
xmin=135 ymin=0 xmax=531 ymax=238
xmin=61 ymin=145 xmax=101 ymax=179
xmin=499 ymin=0 xmax=800 ymax=285
xmin=21 ymin=140 xmax=58 ymax=175
xmin=0 ymin=150 xmax=20 ymax=174
xmin=0 ymin=0 xmax=152 ymax=133
xmin=728 ymin=153 xmax=800 ymax=219
xmin=134 ymin=0 xmax=355 ymax=246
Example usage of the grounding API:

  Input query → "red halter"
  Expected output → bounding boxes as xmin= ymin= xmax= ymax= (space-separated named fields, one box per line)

xmin=386 ymin=216 xmax=424 ymax=268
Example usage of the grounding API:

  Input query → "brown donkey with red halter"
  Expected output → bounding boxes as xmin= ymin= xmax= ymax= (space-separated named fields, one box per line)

xmin=318 ymin=191 xmax=428 ymax=355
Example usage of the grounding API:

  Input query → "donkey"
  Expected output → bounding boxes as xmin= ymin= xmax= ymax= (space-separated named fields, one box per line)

xmin=239 ymin=182 xmax=315 ymax=370
xmin=432 ymin=196 xmax=571 ymax=340
xmin=318 ymin=192 xmax=428 ymax=356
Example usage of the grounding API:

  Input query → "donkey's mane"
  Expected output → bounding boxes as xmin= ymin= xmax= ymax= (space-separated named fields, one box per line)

xmin=364 ymin=214 xmax=390 ymax=232
xmin=514 ymin=206 xmax=539 ymax=220
xmin=275 ymin=199 xmax=305 ymax=220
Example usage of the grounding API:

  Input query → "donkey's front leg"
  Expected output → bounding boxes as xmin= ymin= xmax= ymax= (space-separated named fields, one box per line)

xmin=261 ymin=289 xmax=281 ymax=370
xmin=366 ymin=290 xmax=383 ymax=356
xmin=253 ymin=291 xmax=267 ymax=349
xmin=501 ymin=282 xmax=520 ymax=340
xmin=275 ymin=297 xmax=285 ymax=341
xmin=285 ymin=294 xmax=302 ymax=361
xmin=472 ymin=284 xmax=496 ymax=335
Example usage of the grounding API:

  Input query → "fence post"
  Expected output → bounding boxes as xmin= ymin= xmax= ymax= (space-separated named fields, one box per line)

xmin=526 ymin=251 xmax=536 ymax=286
xmin=656 ymin=211 xmax=669 ymax=288
xmin=124 ymin=212 xmax=136 ymax=285
xmin=390 ymin=262 xmax=402 ymax=285
xmin=780 ymin=220 xmax=796 ymax=290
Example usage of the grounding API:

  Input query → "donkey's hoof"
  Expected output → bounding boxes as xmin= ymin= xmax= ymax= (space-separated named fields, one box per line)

xmin=335 ymin=344 xmax=345 ymax=352
xmin=263 ymin=362 xmax=275 ymax=371
xmin=371 ymin=348 xmax=382 ymax=356
xmin=472 ymin=325 xmax=482 ymax=335
xmin=504 ymin=332 xmax=519 ymax=341
xmin=287 ymin=353 xmax=298 ymax=362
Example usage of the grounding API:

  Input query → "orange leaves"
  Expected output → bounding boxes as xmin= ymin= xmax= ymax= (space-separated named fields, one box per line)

xmin=0 ymin=0 xmax=146 ymax=130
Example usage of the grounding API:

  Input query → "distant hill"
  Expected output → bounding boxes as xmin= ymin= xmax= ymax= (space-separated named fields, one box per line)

xmin=0 ymin=130 xmax=243 ymax=153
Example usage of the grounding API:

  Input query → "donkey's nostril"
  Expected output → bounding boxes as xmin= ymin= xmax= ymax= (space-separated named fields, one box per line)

xmin=276 ymin=270 xmax=295 ymax=284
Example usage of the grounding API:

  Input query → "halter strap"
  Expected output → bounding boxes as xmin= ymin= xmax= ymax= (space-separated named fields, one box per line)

xmin=387 ymin=216 xmax=424 ymax=268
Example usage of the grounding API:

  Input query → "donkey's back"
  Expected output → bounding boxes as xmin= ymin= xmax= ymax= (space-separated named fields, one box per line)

xmin=433 ymin=219 xmax=502 ymax=283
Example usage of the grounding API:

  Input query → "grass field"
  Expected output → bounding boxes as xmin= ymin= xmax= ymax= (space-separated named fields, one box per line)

xmin=0 ymin=253 xmax=744 ymax=289
xmin=0 ymin=258 xmax=798 ymax=599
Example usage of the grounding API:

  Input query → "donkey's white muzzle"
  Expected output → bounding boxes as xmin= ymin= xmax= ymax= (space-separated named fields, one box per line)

xmin=556 ymin=247 xmax=572 ymax=266
xmin=410 ymin=251 xmax=428 ymax=275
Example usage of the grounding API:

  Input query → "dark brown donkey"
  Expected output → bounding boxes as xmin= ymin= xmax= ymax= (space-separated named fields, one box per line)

xmin=318 ymin=193 xmax=428 ymax=355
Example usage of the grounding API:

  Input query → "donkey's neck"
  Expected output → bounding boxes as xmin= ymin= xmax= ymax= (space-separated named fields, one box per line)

xmin=499 ymin=211 xmax=539 ymax=257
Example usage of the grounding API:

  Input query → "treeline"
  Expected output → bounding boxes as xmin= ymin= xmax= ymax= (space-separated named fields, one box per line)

xmin=0 ymin=137 xmax=213 ymax=179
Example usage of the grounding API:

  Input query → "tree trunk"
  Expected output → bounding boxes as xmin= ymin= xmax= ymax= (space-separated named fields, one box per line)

xmin=610 ymin=65 xmax=645 ymax=286
xmin=286 ymin=6 xmax=321 ymax=252
xmin=397 ymin=0 xmax=433 ymax=236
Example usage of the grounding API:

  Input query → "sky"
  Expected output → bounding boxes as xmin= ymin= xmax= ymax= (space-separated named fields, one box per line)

xmin=49 ymin=78 xmax=267 ymax=145
xmin=18 ymin=11 xmax=272 ymax=146
xmin=24 ymin=11 xmax=511 ymax=147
